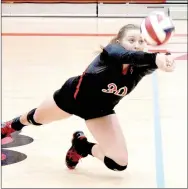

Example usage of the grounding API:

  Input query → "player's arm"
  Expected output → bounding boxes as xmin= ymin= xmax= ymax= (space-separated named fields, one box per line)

xmin=103 ymin=44 xmax=157 ymax=68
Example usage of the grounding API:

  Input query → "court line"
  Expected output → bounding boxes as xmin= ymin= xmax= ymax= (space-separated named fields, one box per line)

xmin=152 ymin=72 xmax=165 ymax=188
xmin=1 ymin=33 xmax=187 ymax=37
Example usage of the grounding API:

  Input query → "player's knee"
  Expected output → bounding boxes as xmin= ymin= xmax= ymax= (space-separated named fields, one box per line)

xmin=114 ymin=154 xmax=128 ymax=166
xmin=27 ymin=108 xmax=42 ymax=126
xmin=104 ymin=156 xmax=128 ymax=171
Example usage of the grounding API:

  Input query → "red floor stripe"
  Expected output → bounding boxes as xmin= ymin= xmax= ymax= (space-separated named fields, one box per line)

xmin=175 ymin=54 xmax=187 ymax=60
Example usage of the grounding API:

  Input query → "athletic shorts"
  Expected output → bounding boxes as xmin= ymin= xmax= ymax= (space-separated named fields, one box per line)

xmin=53 ymin=77 xmax=115 ymax=120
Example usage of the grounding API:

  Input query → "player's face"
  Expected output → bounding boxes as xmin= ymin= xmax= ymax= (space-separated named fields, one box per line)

xmin=121 ymin=29 xmax=146 ymax=51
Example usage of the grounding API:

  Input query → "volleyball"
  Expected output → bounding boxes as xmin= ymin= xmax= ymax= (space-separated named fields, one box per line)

xmin=141 ymin=11 xmax=175 ymax=46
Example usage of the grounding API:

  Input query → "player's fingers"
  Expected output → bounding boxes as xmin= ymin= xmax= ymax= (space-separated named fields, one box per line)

xmin=165 ymin=64 xmax=175 ymax=72
xmin=166 ymin=55 xmax=175 ymax=67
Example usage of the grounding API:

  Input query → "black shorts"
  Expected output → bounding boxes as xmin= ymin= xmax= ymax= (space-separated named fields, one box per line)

xmin=53 ymin=77 xmax=115 ymax=120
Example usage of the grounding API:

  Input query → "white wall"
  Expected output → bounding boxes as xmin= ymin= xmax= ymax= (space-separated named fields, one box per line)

xmin=2 ymin=17 xmax=187 ymax=34
xmin=2 ymin=3 xmax=187 ymax=19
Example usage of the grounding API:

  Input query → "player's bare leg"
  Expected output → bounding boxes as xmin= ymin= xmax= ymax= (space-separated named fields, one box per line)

xmin=65 ymin=114 xmax=128 ymax=171
xmin=1 ymin=96 xmax=71 ymax=139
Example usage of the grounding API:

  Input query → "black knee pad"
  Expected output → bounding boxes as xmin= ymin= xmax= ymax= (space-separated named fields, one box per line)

xmin=27 ymin=108 xmax=42 ymax=126
xmin=104 ymin=156 xmax=127 ymax=171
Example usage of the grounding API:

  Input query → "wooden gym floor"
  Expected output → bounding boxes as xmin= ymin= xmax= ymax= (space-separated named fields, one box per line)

xmin=1 ymin=17 xmax=187 ymax=188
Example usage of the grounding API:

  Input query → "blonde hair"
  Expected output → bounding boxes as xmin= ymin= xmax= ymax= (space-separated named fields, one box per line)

xmin=95 ymin=24 xmax=141 ymax=55
xmin=110 ymin=24 xmax=140 ymax=44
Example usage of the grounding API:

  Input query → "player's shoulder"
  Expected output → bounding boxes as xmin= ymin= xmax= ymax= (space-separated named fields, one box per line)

xmin=102 ymin=43 xmax=125 ymax=59
xmin=103 ymin=43 xmax=124 ymax=52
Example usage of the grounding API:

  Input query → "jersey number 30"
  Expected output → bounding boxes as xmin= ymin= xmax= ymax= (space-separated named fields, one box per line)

xmin=102 ymin=83 xmax=128 ymax=97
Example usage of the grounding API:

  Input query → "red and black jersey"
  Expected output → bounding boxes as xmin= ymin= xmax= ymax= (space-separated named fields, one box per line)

xmin=68 ymin=44 xmax=158 ymax=110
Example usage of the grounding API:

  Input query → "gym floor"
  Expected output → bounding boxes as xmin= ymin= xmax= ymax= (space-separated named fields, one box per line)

xmin=1 ymin=17 xmax=187 ymax=188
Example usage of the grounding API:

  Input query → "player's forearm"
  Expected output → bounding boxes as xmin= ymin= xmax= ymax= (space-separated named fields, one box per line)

xmin=120 ymin=51 xmax=157 ymax=67
xmin=103 ymin=44 xmax=157 ymax=68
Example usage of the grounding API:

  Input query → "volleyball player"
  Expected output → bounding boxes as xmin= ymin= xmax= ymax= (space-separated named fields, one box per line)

xmin=1 ymin=24 xmax=175 ymax=171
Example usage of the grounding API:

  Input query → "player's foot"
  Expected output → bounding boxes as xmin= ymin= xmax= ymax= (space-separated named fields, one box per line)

xmin=1 ymin=120 xmax=16 ymax=139
xmin=65 ymin=131 xmax=88 ymax=169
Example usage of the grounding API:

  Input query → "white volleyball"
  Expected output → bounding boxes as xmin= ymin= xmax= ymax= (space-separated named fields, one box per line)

xmin=141 ymin=11 xmax=175 ymax=46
